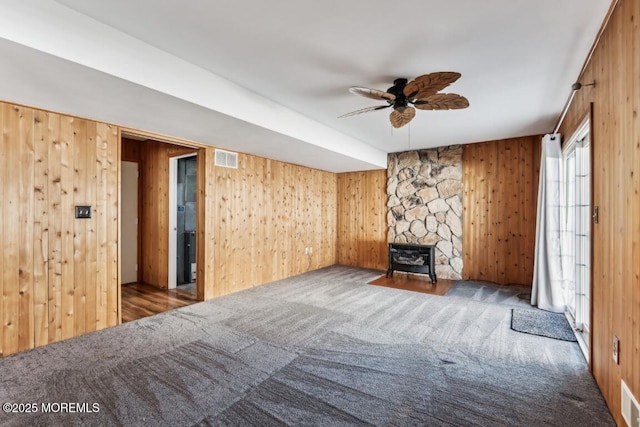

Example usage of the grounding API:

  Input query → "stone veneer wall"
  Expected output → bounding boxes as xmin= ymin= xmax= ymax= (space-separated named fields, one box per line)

xmin=387 ymin=146 xmax=463 ymax=280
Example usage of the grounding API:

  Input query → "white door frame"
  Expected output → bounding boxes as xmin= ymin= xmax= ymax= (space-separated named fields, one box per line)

xmin=168 ymin=153 xmax=197 ymax=289
xmin=562 ymin=116 xmax=591 ymax=360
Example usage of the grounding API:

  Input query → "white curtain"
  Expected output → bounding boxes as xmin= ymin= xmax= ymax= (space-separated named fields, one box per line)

xmin=532 ymin=134 xmax=566 ymax=313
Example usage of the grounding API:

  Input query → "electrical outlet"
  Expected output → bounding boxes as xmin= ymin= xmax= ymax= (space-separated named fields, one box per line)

xmin=308 ymin=247 xmax=313 ymax=254
xmin=613 ymin=335 xmax=620 ymax=364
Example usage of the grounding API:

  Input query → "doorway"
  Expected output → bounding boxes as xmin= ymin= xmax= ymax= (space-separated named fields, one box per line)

xmin=121 ymin=161 xmax=139 ymax=284
xmin=168 ymin=154 xmax=198 ymax=291
xmin=562 ymin=118 xmax=591 ymax=359
xmin=120 ymin=133 xmax=203 ymax=322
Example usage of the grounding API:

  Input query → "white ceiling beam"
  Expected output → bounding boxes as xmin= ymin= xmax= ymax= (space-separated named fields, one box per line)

xmin=0 ymin=0 xmax=387 ymax=169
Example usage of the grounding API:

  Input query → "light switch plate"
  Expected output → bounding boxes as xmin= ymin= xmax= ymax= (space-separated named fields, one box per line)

xmin=75 ymin=206 xmax=92 ymax=219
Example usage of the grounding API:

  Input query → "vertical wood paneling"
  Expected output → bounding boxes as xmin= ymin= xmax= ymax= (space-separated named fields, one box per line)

xmin=610 ymin=6 xmax=624 ymax=410
xmin=32 ymin=111 xmax=48 ymax=347
xmin=197 ymin=146 xmax=215 ymax=301
xmin=121 ymin=137 xmax=141 ymax=162
xmin=631 ymin=0 xmax=640 ymax=405
xmin=156 ymin=146 xmax=169 ymax=287
xmin=463 ymin=141 xmax=497 ymax=282
xmin=85 ymin=121 xmax=98 ymax=333
xmin=0 ymin=101 xmax=119 ymax=357
xmin=558 ymin=0 xmax=639 ymax=422
xmin=141 ymin=142 xmax=154 ymax=286
xmin=2 ymin=105 xmax=21 ymax=356
xmin=73 ymin=119 xmax=87 ymax=336
xmin=48 ymin=113 xmax=63 ymax=342
xmin=18 ymin=107 xmax=35 ymax=352
xmin=94 ymin=126 xmax=106 ymax=329
xmin=138 ymin=140 xmax=196 ymax=289
xmin=0 ymin=105 xmax=4 ymax=355
xmin=211 ymin=154 xmax=337 ymax=297
xmin=0 ymin=101 xmax=364 ymax=356
xmin=59 ymin=115 xmax=74 ymax=340
xmin=139 ymin=140 xmax=164 ymax=288
xmin=462 ymin=136 xmax=541 ymax=285
xmin=321 ymin=172 xmax=337 ymax=267
xmin=95 ymin=124 xmax=109 ymax=330
xmin=107 ymin=126 xmax=120 ymax=326
xmin=336 ymin=170 xmax=387 ymax=271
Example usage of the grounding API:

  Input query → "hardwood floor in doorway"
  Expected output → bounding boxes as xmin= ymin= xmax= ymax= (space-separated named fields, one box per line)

xmin=121 ymin=283 xmax=199 ymax=323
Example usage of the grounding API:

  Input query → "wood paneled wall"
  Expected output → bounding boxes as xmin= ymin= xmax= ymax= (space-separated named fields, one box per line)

xmin=211 ymin=154 xmax=337 ymax=297
xmin=334 ymin=145 xmax=541 ymax=279
xmin=336 ymin=170 xmax=387 ymax=271
xmin=197 ymin=146 xmax=216 ymax=300
xmin=462 ymin=136 xmax=541 ymax=285
xmin=1 ymin=99 xmax=338 ymax=356
xmin=559 ymin=0 xmax=639 ymax=423
xmin=0 ymin=102 xmax=119 ymax=357
xmin=137 ymin=140 xmax=196 ymax=289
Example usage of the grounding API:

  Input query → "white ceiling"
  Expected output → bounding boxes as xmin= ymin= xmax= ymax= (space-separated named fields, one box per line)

xmin=0 ymin=0 xmax=611 ymax=172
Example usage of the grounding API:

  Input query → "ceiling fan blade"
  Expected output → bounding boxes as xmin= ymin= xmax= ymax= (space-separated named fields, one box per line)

xmin=404 ymin=72 xmax=462 ymax=99
xmin=349 ymin=86 xmax=396 ymax=102
xmin=389 ymin=107 xmax=416 ymax=128
xmin=338 ymin=104 xmax=391 ymax=118
xmin=413 ymin=93 xmax=470 ymax=110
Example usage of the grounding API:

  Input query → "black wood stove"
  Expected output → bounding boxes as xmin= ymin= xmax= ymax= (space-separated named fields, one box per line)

xmin=386 ymin=243 xmax=437 ymax=283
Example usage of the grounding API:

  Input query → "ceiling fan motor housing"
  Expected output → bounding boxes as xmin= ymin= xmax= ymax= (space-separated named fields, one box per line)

xmin=388 ymin=78 xmax=409 ymax=112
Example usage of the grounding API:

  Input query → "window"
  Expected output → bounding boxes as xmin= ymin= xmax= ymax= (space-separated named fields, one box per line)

xmin=561 ymin=118 xmax=591 ymax=358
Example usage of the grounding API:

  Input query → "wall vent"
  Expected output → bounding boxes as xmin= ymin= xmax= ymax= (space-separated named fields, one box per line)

xmin=214 ymin=149 xmax=238 ymax=168
xmin=622 ymin=380 xmax=640 ymax=427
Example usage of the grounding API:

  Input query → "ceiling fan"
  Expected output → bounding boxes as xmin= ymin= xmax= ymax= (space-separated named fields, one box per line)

xmin=339 ymin=72 xmax=469 ymax=128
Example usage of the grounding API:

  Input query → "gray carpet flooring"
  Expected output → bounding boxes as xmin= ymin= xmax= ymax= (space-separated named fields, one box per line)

xmin=0 ymin=266 xmax=614 ymax=426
